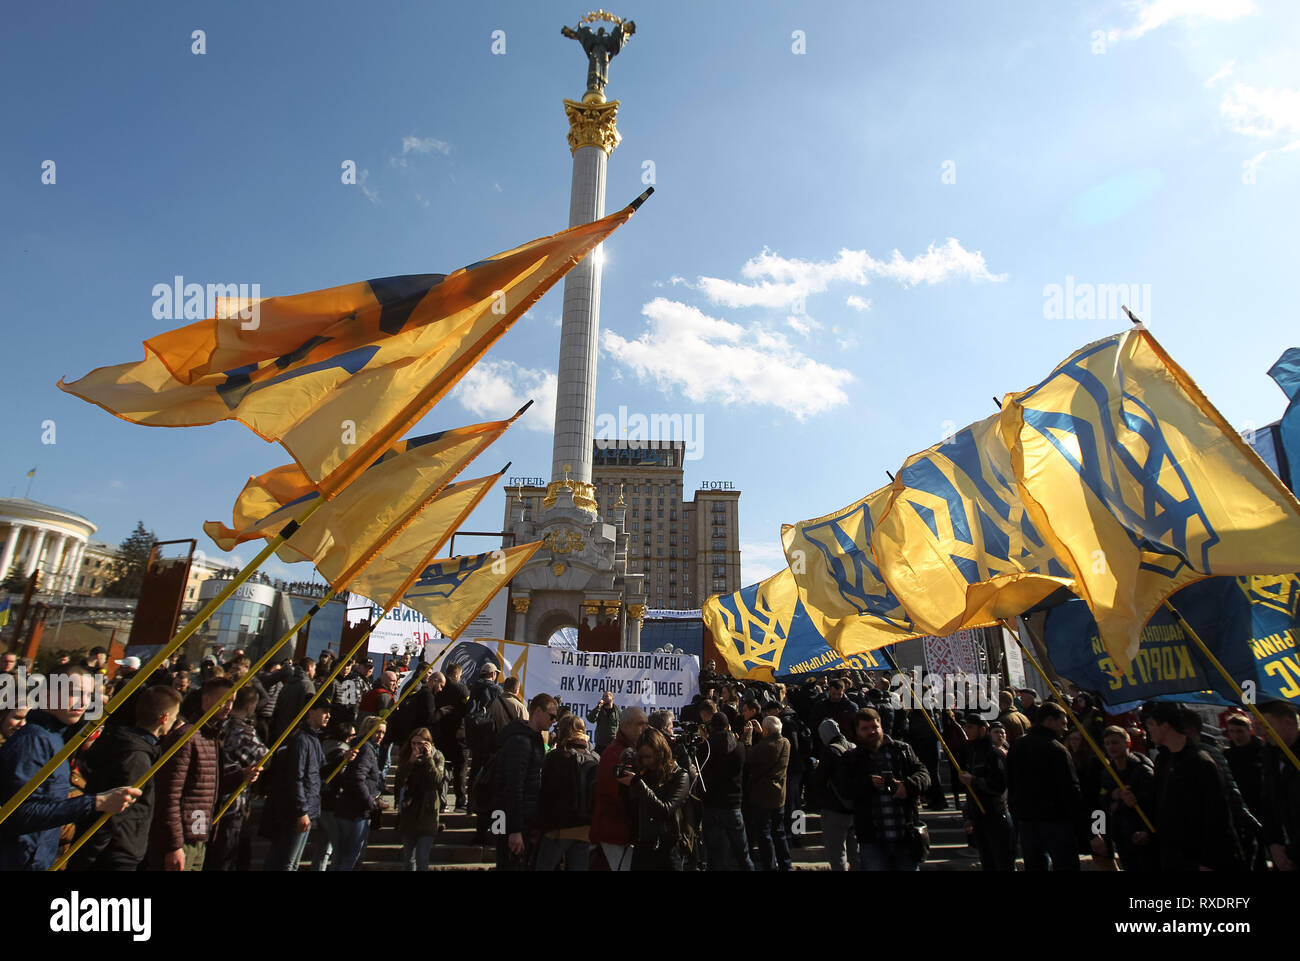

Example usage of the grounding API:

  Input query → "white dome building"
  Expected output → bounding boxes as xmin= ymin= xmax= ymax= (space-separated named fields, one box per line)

xmin=0 ymin=497 xmax=96 ymax=595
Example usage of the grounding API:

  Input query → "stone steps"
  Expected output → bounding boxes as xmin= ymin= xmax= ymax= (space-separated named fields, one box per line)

xmin=246 ymin=798 xmax=991 ymax=872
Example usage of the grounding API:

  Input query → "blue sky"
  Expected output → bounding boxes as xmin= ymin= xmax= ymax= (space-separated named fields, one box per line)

xmin=4 ymin=0 xmax=1299 ymax=589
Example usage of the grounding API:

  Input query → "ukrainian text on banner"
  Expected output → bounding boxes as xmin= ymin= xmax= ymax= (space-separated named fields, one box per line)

xmin=525 ymin=649 xmax=701 ymax=721
xmin=1002 ymin=328 xmax=1300 ymax=673
xmin=1042 ymin=574 xmax=1300 ymax=708
xmin=702 ymin=569 xmax=904 ymax=681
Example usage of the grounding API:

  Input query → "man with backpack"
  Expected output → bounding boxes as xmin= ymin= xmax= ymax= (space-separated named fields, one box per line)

xmin=466 ymin=664 xmax=505 ymax=817
xmin=488 ymin=693 xmax=558 ymax=870
xmin=814 ymin=717 xmax=858 ymax=871
xmin=535 ymin=717 xmax=600 ymax=870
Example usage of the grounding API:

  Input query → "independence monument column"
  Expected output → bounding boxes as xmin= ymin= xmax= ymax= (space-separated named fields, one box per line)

xmin=506 ymin=11 xmax=645 ymax=651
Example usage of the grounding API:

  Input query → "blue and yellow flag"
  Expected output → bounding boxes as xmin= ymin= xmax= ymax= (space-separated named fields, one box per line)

xmin=399 ymin=541 xmax=542 ymax=641
xmin=1002 ymin=328 xmax=1300 ymax=671
xmin=58 ymin=204 xmax=639 ymax=498
xmin=0 ymin=597 xmax=10 ymax=629
xmin=203 ymin=410 xmax=523 ymax=558
xmin=781 ymin=485 xmax=916 ymax=631
xmin=1044 ymin=573 xmax=1300 ymax=709
xmin=702 ymin=569 xmax=911 ymax=681
xmin=872 ymin=413 xmax=1074 ymax=637
xmin=340 ymin=473 xmax=508 ymax=604
xmin=1268 ymin=347 xmax=1300 ymax=494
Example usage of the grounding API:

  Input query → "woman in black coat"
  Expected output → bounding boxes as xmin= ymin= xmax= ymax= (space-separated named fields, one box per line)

xmin=330 ymin=716 xmax=386 ymax=871
xmin=616 ymin=727 xmax=689 ymax=871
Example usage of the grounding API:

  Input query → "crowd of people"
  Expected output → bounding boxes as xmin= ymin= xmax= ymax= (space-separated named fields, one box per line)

xmin=0 ymin=648 xmax=1297 ymax=873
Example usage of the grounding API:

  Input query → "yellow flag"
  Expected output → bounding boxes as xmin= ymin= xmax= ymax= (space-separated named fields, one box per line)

xmin=1001 ymin=328 xmax=1300 ymax=671
xmin=340 ymin=473 xmax=506 ymax=602
xmin=703 ymin=568 xmax=910 ymax=680
xmin=871 ymin=413 xmax=1074 ymax=637
xmin=399 ymin=541 xmax=543 ymax=641
xmin=59 ymin=201 xmax=642 ymax=497
xmin=203 ymin=411 xmax=524 ymax=567
xmin=782 ymin=487 xmax=916 ymax=630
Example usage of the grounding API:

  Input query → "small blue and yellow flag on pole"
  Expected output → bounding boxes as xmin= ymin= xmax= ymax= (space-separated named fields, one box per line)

xmin=398 ymin=541 xmax=542 ymax=641
xmin=24 ymin=468 xmax=35 ymax=479
xmin=58 ymin=199 xmax=644 ymax=498
xmin=703 ymin=568 xmax=910 ymax=681
xmin=1001 ymin=328 xmax=1300 ymax=671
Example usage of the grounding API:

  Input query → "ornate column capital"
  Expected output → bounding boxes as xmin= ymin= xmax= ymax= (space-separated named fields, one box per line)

xmin=512 ymin=596 xmax=531 ymax=614
xmin=581 ymin=599 xmax=602 ymax=618
xmin=564 ymin=98 xmax=621 ymax=156
xmin=626 ymin=603 xmax=646 ymax=622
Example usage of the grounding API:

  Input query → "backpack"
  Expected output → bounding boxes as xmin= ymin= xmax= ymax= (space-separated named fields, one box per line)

xmin=572 ymin=750 xmax=600 ymax=822
xmin=465 ymin=685 xmax=500 ymax=756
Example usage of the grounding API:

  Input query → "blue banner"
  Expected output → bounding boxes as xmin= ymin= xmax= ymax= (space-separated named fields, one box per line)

xmin=1044 ymin=574 xmax=1300 ymax=709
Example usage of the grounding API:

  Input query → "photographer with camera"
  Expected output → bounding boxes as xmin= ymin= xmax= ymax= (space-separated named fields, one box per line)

xmin=615 ymin=727 xmax=690 ymax=871
xmin=742 ymin=714 xmax=792 ymax=871
xmin=394 ymin=727 xmax=445 ymax=871
xmin=590 ymin=706 xmax=648 ymax=871
xmin=849 ymin=707 xmax=931 ymax=871
xmin=699 ymin=707 xmax=752 ymax=870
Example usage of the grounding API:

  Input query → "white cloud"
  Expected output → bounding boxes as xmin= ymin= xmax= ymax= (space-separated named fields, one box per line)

xmin=402 ymin=135 xmax=450 ymax=156
xmin=1221 ymin=81 xmax=1300 ymax=138
xmin=602 ymin=298 xmax=853 ymax=420
xmin=689 ymin=239 xmax=1005 ymax=311
xmin=845 ymin=295 xmax=871 ymax=312
xmin=785 ymin=314 xmax=822 ymax=337
xmin=359 ymin=168 xmax=378 ymax=204
xmin=1122 ymin=0 xmax=1257 ymax=39
xmin=1205 ymin=60 xmax=1236 ymax=87
xmin=449 ymin=360 xmax=557 ymax=432
xmin=1221 ymin=80 xmax=1300 ymax=173
xmin=390 ymin=135 xmax=451 ymax=169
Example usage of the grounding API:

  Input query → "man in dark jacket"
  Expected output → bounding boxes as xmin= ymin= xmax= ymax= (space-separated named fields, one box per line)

xmin=586 ymin=690 xmax=620 ymax=753
xmin=269 ymin=659 xmax=316 ymax=745
xmin=491 ymin=693 xmax=557 ymax=870
xmin=70 ymin=685 xmax=182 ymax=871
xmin=262 ymin=700 xmax=330 ymax=871
xmin=1144 ymin=701 xmax=1241 ymax=871
xmin=849 ymin=707 xmax=930 ymax=871
xmin=768 ymin=700 xmax=809 ymax=837
xmin=958 ymin=712 xmax=1013 ymax=871
xmin=1256 ymin=700 xmax=1299 ymax=871
xmin=814 ymin=718 xmax=857 ymax=870
xmin=147 ymin=677 xmax=233 ymax=871
xmin=743 ymin=715 xmax=791 ymax=871
xmin=1006 ymin=701 xmax=1081 ymax=871
xmin=700 ymin=711 xmax=752 ymax=871
xmin=435 ymin=664 xmax=471 ymax=810
xmin=1097 ymin=725 xmax=1157 ymax=872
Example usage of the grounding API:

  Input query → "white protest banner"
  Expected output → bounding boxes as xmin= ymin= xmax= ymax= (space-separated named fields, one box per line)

xmin=525 ymin=649 xmax=700 ymax=720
